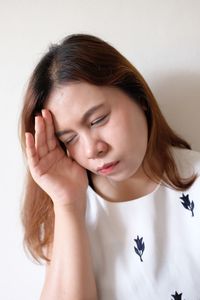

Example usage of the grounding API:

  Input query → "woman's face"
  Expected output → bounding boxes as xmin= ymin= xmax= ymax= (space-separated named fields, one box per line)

xmin=46 ymin=82 xmax=148 ymax=183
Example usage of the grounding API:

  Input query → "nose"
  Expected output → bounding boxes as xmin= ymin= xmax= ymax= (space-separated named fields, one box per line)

xmin=84 ymin=136 xmax=108 ymax=159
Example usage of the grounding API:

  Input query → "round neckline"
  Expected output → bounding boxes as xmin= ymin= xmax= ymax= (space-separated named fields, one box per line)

xmin=88 ymin=180 xmax=162 ymax=206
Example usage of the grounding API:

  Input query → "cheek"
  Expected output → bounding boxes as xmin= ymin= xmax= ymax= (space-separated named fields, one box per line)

xmin=68 ymin=145 xmax=86 ymax=166
xmin=116 ymin=113 xmax=148 ymax=148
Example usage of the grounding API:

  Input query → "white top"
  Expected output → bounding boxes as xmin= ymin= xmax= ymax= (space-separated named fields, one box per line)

xmin=85 ymin=148 xmax=200 ymax=300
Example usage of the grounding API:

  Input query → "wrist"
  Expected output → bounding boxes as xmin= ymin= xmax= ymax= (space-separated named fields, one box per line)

xmin=53 ymin=202 xmax=86 ymax=220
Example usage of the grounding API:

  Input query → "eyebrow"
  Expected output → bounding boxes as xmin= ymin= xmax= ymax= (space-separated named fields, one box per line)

xmin=56 ymin=103 xmax=105 ymax=138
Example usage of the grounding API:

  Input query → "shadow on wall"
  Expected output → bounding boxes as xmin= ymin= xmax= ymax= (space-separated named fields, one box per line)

xmin=151 ymin=71 xmax=200 ymax=152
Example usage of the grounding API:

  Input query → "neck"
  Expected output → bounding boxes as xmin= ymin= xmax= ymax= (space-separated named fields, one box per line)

xmin=91 ymin=167 xmax=158 ymax=203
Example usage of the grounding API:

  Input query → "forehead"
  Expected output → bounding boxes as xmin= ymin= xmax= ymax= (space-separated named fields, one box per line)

xmin=45 ymin=82 xmax=113 ymax=129
xmin=47 ymin=82 xmax=109 ymax=111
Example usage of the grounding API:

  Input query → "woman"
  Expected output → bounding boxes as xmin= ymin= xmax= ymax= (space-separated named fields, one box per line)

xmin=20 ymin=34 xmax=200 ymax=300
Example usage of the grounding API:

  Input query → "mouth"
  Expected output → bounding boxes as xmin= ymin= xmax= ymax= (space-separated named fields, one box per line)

xmin=97 ymin=161 xmax=119 ymax=175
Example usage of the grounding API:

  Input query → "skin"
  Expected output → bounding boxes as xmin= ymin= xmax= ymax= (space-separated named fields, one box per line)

xmin=25 ymin=109 xmax=88 ymax=211
xmin=26 ymin=81 xmax=157 ymax=299
xmin=26 ymin=109 xmax=97 ymax=299
xmin=44 ymin=81 xmax=157 ymax=202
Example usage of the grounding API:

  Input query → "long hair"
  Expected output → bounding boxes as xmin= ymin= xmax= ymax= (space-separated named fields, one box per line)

xmin=20 ymin=33 xmax=196 ymax=263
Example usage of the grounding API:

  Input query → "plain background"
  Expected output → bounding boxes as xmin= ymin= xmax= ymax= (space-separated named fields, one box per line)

xmin=0 ymin=0 xmax=199 ymax=299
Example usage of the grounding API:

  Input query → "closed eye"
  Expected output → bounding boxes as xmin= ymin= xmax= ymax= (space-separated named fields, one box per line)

xmin=91 ymin=114 xmax=109 ymax=126
xmin=63 ymin=114 xmax=109 ymax=145
xmin=64 ymin=135 xmax=77 ymax=146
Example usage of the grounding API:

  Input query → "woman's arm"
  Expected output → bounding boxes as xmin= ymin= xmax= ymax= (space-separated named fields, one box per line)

xmin=25 ymin=110 xmax=97 ymax=299
xmin=40 ymin=206 xmax=97 ymax=300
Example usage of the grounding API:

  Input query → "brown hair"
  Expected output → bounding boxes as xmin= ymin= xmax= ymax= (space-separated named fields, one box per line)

xmin=20 ymin=33 xmax=196 ymax=263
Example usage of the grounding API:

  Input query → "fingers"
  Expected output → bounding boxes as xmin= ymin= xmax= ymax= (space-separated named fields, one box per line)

xmin=25 ymin=132 xmax=39 ymax=167
xmin=35 ymin=115 xmax=49 ymax=158
xmin=26 ymin=109 xmax=58 ymax=166
xmin=41 ymin=109 xmax=57 ymax=152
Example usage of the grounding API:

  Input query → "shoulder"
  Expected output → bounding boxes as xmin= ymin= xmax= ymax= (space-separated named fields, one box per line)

xmin=171 ymin=147 xmax=200 ymax=176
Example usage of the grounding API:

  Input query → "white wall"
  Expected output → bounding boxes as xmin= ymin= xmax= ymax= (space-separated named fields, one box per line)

xmin=0 ymin=0 xmax=199 ymax=299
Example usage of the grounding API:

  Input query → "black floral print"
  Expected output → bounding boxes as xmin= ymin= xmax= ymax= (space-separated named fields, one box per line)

xmin=134 ymin=235 xmax=145 ymax=262
xmin=180 ymin=193 xmax=194 ymax=217
xmin=171 ymin=291 xmax=183 ymax=299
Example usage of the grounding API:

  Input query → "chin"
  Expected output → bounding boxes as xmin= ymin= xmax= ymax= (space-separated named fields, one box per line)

xmin=109 ymin=166 xmax=142 ymax=182
xmin=106 ymin=172 xmax=133 ymax=183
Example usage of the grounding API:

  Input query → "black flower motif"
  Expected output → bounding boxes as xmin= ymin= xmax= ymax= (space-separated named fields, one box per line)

xmin=180 ymin=193 xmax=194 ymax=217
xmin=171 ymin=291 xmax=183 ymax=300
xmin=134 ymin=235 xmax=145 ymax=262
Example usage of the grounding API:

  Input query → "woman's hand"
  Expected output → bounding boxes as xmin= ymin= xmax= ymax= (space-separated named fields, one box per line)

xmin=25 ymin=109 xmax=88 ymax=213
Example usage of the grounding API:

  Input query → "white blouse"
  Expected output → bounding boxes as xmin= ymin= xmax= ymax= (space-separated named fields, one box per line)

xmin=85 ymin=148 xmax=200 ymax=300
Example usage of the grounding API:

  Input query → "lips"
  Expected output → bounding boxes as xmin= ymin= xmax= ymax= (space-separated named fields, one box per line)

xmin=97 ymin=161 xmax=119 ymax=174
